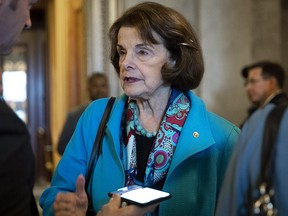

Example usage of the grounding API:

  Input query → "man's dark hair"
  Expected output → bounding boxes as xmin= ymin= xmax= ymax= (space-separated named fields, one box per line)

xmin=88 ymin=72 xmax=107 ymax=86
xmin=241 ymin=61 xmax=286 ymax=88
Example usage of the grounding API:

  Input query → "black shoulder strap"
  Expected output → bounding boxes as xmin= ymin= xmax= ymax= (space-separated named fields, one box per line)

xmin=261 ymin=104 xmax=287 ymax=183
xmin=85 ymin=97 xmax=116 ymax=191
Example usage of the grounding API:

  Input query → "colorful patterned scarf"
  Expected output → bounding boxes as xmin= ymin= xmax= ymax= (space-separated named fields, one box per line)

xmin=120 ymin=89 xmax=190 ymax=187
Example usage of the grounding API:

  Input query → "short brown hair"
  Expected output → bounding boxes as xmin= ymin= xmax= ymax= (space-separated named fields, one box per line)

xmin=88 ymin=72 xmax=108 ymax=86
xmin=109 ymin=2 xmax=204 ymax=91
xmin=241 ymin=61 xmax=286 ymax=88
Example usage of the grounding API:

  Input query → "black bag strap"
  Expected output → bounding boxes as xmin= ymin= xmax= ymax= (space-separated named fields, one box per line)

xmin=85 ymin=97 xmax=116 ymax=192
xmin=260 ymin=104 xmax=287 ymax=185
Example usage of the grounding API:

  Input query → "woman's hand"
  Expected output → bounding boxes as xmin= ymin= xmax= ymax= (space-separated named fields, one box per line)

xmin=53 ymin=175 xmax=88 ymax=216
xmin=97 ymin=194 xmax=158 ymax=216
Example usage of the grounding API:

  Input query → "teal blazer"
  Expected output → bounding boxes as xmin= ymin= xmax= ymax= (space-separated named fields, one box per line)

xmin=40 ymin=91 xmax=240 ymax=216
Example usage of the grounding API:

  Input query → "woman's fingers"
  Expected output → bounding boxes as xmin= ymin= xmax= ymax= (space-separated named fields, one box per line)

xmin=53 ymin=175 xmax=88 ymax=216
xmin=75 ymin=174 xmax=88 ymax=208
xmin=54 ymin=193 xmax=77 ymax=213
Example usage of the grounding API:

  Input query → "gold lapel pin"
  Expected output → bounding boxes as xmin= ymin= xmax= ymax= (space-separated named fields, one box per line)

xmin=193 ymin=132 xmax=199 ymax=138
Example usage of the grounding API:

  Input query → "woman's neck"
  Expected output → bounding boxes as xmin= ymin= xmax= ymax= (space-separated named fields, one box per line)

xmin=135 ymin=88 xmax=172 ymax=132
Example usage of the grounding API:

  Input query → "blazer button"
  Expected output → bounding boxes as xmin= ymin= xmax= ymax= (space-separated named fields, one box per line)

xmin=193 ymin=132 xmax=199 ymax=138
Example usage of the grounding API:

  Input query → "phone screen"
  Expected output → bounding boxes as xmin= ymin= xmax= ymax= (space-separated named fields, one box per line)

xmin=108 ymin=185 xmax=171 ymax=207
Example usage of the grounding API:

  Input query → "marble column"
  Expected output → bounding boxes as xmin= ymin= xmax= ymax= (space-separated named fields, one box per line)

xmin=199 ymin=0 xmax=252 ymax=125
xmin=200 ymin=0 xmax=282 ymax=125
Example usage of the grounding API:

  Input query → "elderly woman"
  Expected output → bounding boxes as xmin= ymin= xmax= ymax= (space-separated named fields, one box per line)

xmin=40 ymin=2 xmax=240 ymax=216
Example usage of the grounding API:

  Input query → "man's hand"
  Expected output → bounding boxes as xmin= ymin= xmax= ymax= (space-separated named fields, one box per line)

xmin=53 ymin=174 xmax=88 ymax=216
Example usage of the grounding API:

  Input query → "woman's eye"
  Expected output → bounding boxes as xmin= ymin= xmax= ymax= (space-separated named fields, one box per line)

xmin=137 ymin=50 xmax=149 ymax=55
xmin=117 ymin=49 xmax=126 ymax=56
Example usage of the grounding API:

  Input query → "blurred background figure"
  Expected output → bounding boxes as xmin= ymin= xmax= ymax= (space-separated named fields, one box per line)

xmin=57 ymin=72 xmax=109 ymax=155
xmin=216 ymin=104 xmax=288 ymax=216
xmin=0 ymin=0 xmax=39 ymax=215
xmin=240 ymin=60 xmax=288 ymax=128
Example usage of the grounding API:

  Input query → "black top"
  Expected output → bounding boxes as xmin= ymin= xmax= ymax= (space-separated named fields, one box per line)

xmin=135 ymin=134 xmax=166 ymax=190
xmin=135 ymin=134 xmax=154 ymax=182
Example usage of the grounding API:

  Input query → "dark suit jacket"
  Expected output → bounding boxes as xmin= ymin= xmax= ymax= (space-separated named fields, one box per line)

xmin=240 ymin=92 xmax=288 ymax=128
xmin=269 ymin=91 xmax=288 ymax=106
xmin=0 ymin=98 xmax=38 ymax=216
xmin=57 ymin=105 xmax=87 ymax=155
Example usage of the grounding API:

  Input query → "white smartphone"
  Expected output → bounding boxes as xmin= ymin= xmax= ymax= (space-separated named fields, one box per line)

xmin=108 ymin=185 xmax=171 ymax=207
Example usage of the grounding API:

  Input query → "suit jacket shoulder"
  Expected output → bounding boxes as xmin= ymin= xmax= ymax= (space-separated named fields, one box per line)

xmin=270 ymin=92 xmax=288 ymax=106
xmin=0 ymin=99 xmax=36 ymax=215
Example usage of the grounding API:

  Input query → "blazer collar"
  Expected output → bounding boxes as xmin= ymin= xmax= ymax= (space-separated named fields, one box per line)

xmin=106 ymin=93 xmax=215 ymax=177
xmin=167 ymin=91 xmax=215 ymax=176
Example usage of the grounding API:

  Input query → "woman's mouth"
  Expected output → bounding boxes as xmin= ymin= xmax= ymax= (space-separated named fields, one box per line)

xmin=124 ymin=77 xmax=141 ymax=83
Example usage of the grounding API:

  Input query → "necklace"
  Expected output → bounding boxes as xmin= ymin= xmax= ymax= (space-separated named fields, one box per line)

xmin=132 ymin=107 xmax=157 ymax=138
xmin=134 ymin=117 xmax=157 ymax=138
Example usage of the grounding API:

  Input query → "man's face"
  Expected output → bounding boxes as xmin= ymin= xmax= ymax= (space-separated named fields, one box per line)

xmin=88 ymin=77 xmax=109 ymax=101
xmin=0 ymin=0 xmax=37 ymax=55
xmin=245 ymin=67 xmax=273 ymax=107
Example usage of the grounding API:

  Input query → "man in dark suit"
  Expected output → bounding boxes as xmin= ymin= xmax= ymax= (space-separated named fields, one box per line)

xmin=0 ymin=97 xmax=38 ymax=215
xmin=57 ymin=73 xmax=109 ymax=155
xmin=240 ymin=60 xmax=288 ymax=128
xmin=0 ymin=0 xmax=39 ymax=215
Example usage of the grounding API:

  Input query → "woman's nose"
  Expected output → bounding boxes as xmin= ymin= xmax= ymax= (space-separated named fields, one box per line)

xmin=122 ymin=52 xmax=135 ymax=70
xmin=24 ymin=14 xmax=32 ymax=29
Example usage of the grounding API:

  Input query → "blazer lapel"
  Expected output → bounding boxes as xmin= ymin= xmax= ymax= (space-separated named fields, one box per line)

xmin=166 ymin=93 xmax=215 ymax=178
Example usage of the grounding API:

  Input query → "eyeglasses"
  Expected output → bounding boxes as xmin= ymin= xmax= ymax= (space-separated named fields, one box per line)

xmin=244 ymin=78 xmax=267 ymax=86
